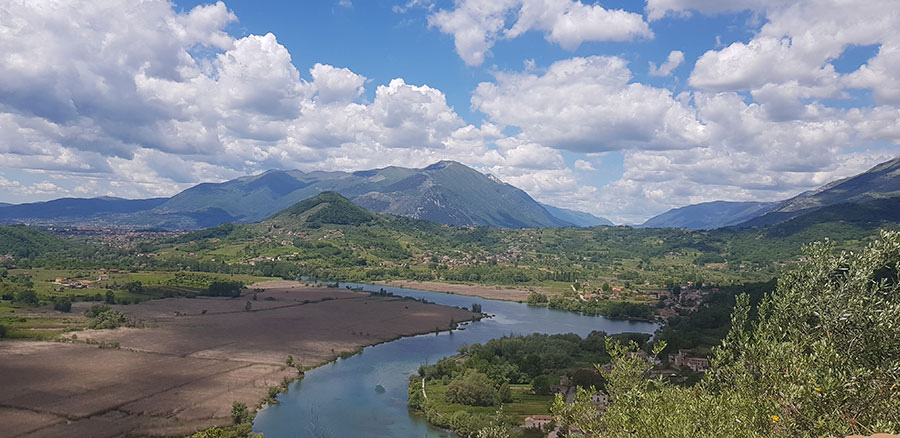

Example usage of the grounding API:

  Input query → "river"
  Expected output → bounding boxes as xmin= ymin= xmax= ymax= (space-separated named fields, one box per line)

xmin=253 ymin=282 xmax=658 ymax=438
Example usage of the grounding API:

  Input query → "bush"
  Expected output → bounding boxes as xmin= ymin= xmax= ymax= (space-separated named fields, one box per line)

xmin=124 ymin=281 xmax=143 ymax=294
xmin=446 ymin=369 xmax=498 ymax=406
xmin=231 ymin=401 xmax=251 ymax=425
xmin=54 ymin=297 xmax=72 ymax=312
xmin=0 ymin=324 xmax=6 ymax=338
xmin=208 ymin=281 xmax=242 ymax=297
xmin=86 ymin=305 xmax=127 ymax=329
xmin=527 ymin=292 xmax=548 ymax=305
xmin=15 ymin=289 xmax=38 ymax=305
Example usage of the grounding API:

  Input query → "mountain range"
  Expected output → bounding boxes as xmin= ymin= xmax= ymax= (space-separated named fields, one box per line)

xmin=640 ymin=156 xmax=900 ymax=229
xmin=0 ymin=161 xmax=612 ymax=229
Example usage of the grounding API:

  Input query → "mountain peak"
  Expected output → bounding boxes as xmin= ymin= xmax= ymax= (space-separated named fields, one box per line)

xmin=269 ymin=191 xmax=375 ymax=227
xmin=422 ymin=160 xmax=465 ymax=171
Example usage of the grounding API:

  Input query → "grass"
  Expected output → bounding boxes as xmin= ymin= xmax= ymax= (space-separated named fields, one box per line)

xmin=425 ymin=382 xmax=553 ymax=424
xmin=0 ymin=315 xmax=86 ymax=340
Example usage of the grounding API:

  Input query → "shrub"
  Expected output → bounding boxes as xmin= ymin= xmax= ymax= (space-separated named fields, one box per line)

xmin=207 ymin=281 xmax=242 ymax=297
xmin=231 ymin=401 xmax=251 ymax=425
xmin=0 ymin=324 xmax=6 ymax=338
xmin=446 ymin=369 xmax=498 ymax=407
xmin=54 ymin=297 xmax=72 ymax=312
xmin=15 ymin=289 xmax=38 ymax=305
xmin=86 ymin=305 xmax=127 ymax=329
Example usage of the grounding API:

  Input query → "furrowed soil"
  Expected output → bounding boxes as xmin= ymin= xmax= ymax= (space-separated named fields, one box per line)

xmin=375 ymin=279 xmax=558 ymax=302
xmin=0 ymin=281 xmax=476 ymax=438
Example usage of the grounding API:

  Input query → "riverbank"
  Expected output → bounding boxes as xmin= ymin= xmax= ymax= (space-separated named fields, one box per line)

xmin=375 ymin=279 xmax=558 ymax=302
xmin=0 ymin=281 xmax=477 ymax=437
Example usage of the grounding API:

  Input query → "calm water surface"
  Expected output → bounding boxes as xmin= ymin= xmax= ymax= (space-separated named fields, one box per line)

xmin=253 ymin=283 xmax=658 ymax=438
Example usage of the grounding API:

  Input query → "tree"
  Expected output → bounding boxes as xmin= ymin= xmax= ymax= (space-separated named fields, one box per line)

xmin=124 ymin=281 xmax=143 ymax=294
xmin=527 ymin=292 xmax=548 ymax=305
xmin=471 ymin=303 xmax=482 ymax=313
xmin=15 ymin=289 xmax=38 ymax=305
xmin=105 ymin=290 xmax=116 ymax=304
xmin=208 ymin=281 xmax=242 ymax=297
xmin=54 ymin=297 xmax=72 ymax=312
xmin=0 ymin=324 xmax=6 ymax=338
xmin=531 ymin=375 xmax=551 ymax=395
xmin=551 ymin=230 xmax=900 ymax=438
xmin=231 ymin=401 xmax=251 ymax=425
xmin=446 ymin=369 xmax=498 ymax=406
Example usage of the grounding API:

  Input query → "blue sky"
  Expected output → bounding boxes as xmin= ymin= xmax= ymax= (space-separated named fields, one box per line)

xmin=0 ymin=0 xmax=898 ymax=223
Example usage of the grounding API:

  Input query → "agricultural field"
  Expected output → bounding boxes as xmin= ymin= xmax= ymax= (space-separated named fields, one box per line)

xmin=0 ymin=281 xmax=476 ymax=437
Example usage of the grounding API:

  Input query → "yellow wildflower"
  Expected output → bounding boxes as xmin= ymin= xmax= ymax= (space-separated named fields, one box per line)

xmin=771 ymin=415 xmax=780 ymax=422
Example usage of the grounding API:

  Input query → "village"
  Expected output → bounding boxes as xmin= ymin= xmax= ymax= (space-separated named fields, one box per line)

xmin=523 ymin=348 xmax=711 ymax=437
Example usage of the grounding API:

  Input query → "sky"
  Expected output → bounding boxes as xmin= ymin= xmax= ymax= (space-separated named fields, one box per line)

xmin=0 ymin=0 xmax=898 ymax=224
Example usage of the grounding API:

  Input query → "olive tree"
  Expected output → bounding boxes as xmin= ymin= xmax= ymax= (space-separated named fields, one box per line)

xmin=547 ymin=230 xmax=900 ymax=438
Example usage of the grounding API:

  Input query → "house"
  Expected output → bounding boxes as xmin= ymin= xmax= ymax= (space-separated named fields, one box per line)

xmin=97 ymin=274 xmax=109 ymax=281
xmin=524 ymin=415 xmax=553 ymax=430
xmin=684 ymin=356 xmax=710 ymax=372
xmin=669 ymin=350 xmax=710 ymax=372
xmin=54 ymin=277 xmax=67 ymax=284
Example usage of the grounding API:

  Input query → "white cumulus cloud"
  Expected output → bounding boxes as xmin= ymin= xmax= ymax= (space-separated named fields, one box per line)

xmin=428 ymin=0 xmax=652 ymax=66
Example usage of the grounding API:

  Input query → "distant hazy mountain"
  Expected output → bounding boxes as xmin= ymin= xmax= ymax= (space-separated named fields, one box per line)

xmin=738 ymin=156 xmax=900 ymax=227
xmin=0 ymin=197 xmax=167 ymax=224
xmin=155 ymin=160 xmax=569 ymax=228
xmin=0 ymin=161 xmax=570 ymax=229
xmin=640 ymin=201 xmax=776 ymax=230
xmin=540 ymin=203 xmax=614 ymax=227
xmin=641 ymin=156 xmax=900 ymax=230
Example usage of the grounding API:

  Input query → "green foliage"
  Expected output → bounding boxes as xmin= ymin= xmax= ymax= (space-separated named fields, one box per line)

xmin=190 ymin=425 xmax=260 ymax=438
xmin=0 ymin=225 xmax=67 ymax=258
xmin=547 ymin=296 xmax=653 ymax=320
xmin=86 ymin=305 xmax=127 ymax=329
xmin=526 ymin=292 xmax=548 ymax=305
xmin=656 ymin=280 xmax=774 ymax=354
xmin=53 ymin=297 xmax=72 ymax=312
xmin=549 ymin=230 xmax=900 ymax=438
xmin=446 ymin=369 xmax=498 ymax=406
xmin=207 ymin=281 xmax=242 ymax=297
xmin=273 ymin=191 xmax=375 ymax=226
xmin=0 ymin=324 xmax=6 ymax=338
xmin=15 ymin=289 xmax=38 ymax=305
xmin=231 ymin=401 xmax=251 ymax=425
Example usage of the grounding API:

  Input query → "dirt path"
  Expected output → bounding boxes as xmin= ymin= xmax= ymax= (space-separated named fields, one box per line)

xmin=0 ymin=282 xmax=476 ymax=437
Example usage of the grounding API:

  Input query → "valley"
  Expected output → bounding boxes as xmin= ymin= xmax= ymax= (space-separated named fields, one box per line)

xmin=0 ymin=157 xmax=898 ymax=438
xmin=0 ymin=281 xmax=476 ymax=437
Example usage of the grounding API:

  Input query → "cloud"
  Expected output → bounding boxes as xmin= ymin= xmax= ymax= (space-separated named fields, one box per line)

xmin=309 ymin=63 xmax=367 ymax=104
xmin=648 ymin=50 xmax=685 ymax=77
xmin=428 ymin=0 xmax=652 ymax=66
xmin=645 ymin=0 xmax=785 ymax=21
xmin=573 ymin=159 xmax=596 ymax=172
xmin=471 ymin=56 xmax=707 ymax=152
xmin=1 ymin=0 xmax=899 ymax=224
